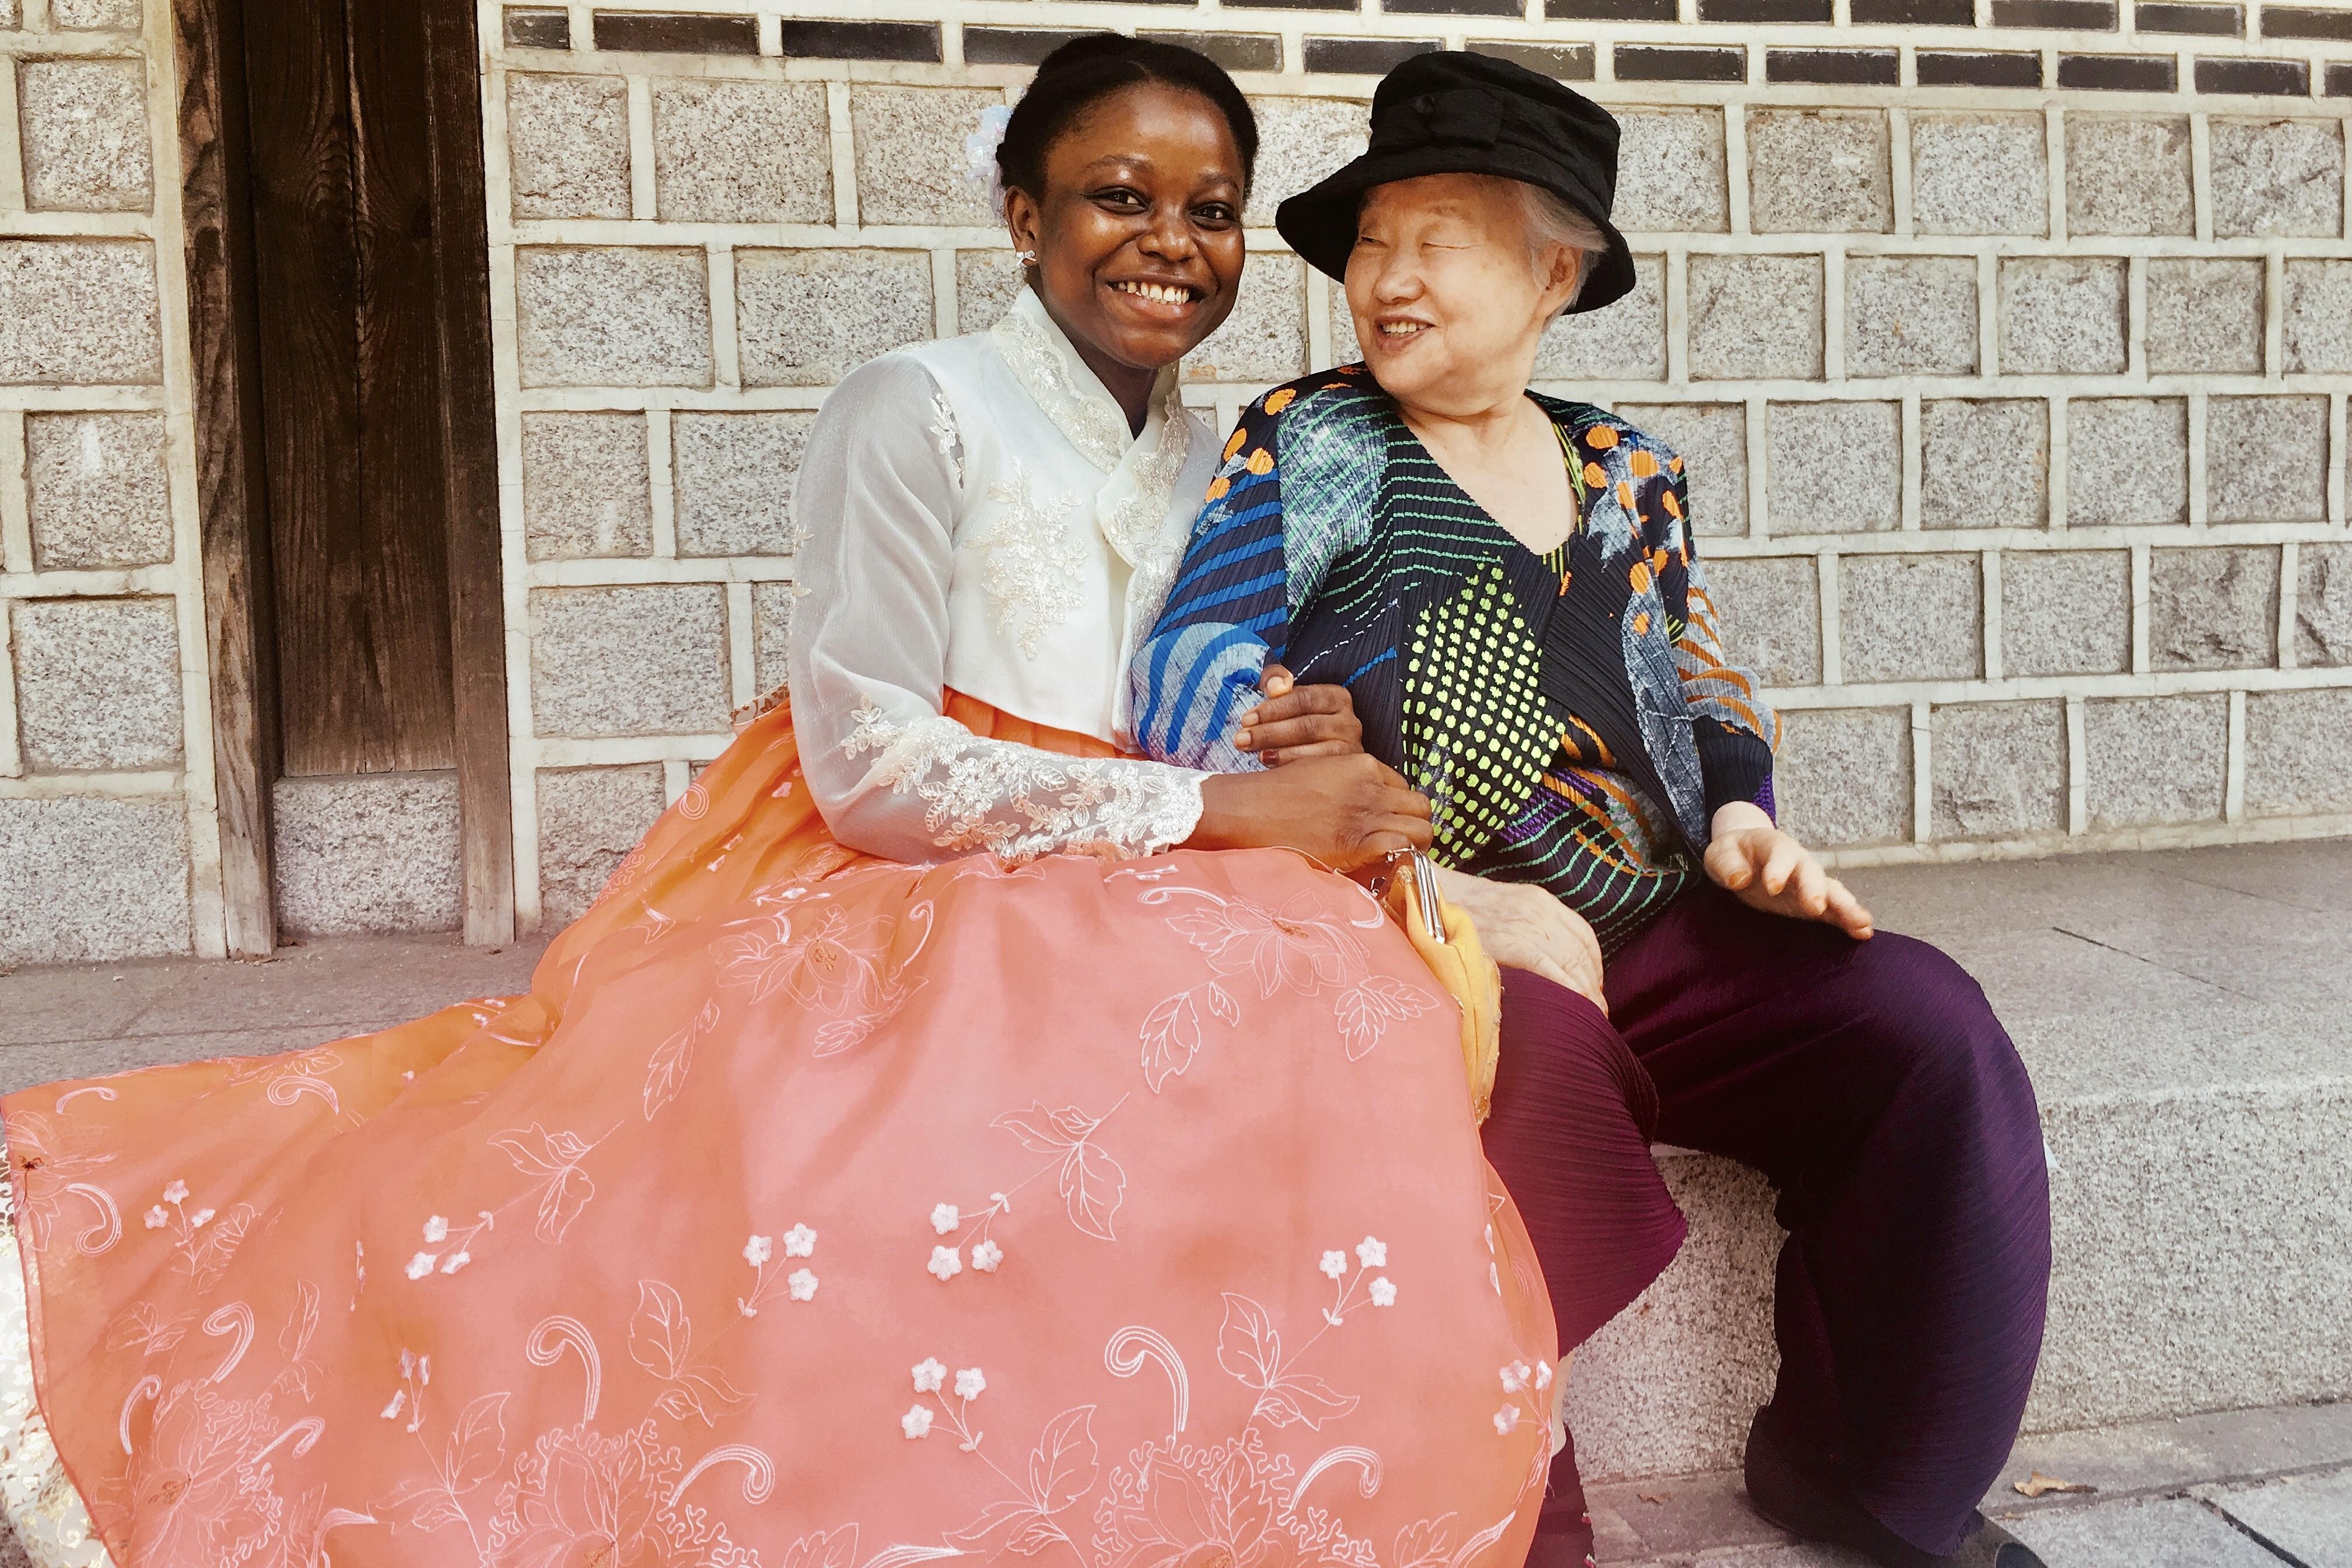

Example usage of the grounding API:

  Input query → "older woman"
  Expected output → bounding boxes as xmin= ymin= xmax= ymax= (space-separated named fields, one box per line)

xmin=1136 ymin=51 xmax=2050 ymax=1568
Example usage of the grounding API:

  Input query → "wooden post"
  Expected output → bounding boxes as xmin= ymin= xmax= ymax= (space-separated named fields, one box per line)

xmin=421 ymin=0 xmax=517 ymax=944
xmin=174 ymin=0 xmax=278 ymax=958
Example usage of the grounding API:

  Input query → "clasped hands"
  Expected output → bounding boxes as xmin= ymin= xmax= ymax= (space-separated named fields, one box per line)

xmin=1186 ymin=669 xmax=1873 ymax=1018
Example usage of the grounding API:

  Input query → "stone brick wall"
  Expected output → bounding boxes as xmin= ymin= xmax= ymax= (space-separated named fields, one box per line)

xmin=1 ymin=0 xmax=220 ymax=964
xmin=487 ymin=0 xmax=2352 ymax=926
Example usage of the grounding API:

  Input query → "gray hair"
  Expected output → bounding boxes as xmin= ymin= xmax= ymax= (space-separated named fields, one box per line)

xmin=1513 ymin=180 xmax=1606 ymax=315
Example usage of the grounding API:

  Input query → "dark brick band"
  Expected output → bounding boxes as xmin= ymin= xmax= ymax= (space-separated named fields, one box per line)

xmin=1304 ymin=36 xmax=1442 ymax=72
xmin=964 ymin=27 xmax=1088 ymax=65
xmin=1917 ymin=49 xmax=2045 ymax=85
xmin=1700 ymin=0 xmax=1833 ymax=20
xmin=2259 ymin=4 xmax=2352 ymax=36
xmin=2194 ymin=55 xmax=2309 ymax=93
xmin=1614 ymin=43 xmax=1748 ymax=80
xmin=503 ymin=6 xmax=570 ymax=48
xmin=1993 ymin=0 xmax=2117 ymax=25
xmin=1767 ymin=47 xmax=1899 ymax=82
xmin=1466 ymin=40 xmax=1598 ymax=79
xmin=1544 ymin=0 xmax=1679 ymax=16
xmin=590 ymin=12 xmax=760 ymax=54
xmin=1224 ymin=0 xmax=1360 ymax=11
xmin=1849 ymin=0 xmax=1976 ymax=25
xmin=776 ymin=20 xmax=941 ymax=61
xmin=2055 ymin=51 xmax=2177 ymax=88
xmin=1385 ymin=0 xmax=1528 ymax=15
xmin=2328 ymin=61 xmax=2352 ymax=94
xmin=2134 ymin=1 xmax=2243 ymax=32
xmin=1140 ymin=29 xmax=1286 ymax=71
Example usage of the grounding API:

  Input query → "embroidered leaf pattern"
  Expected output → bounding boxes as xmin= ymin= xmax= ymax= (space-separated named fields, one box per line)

xmin=444 ymin=1392 xmax=509 ymax=1492
xmin=1138 ymin=992 xmax=1202 ymax=1093
xmin=1333 ymin=975 xmax=1439 ymax=1062
xmin=1217 ymin=1294 xmax=1282 ymax=1390
xmin=629 ymin=1280 xmax=692 ymax=1381
xmin=782 ymin=1527 xmax=861 ymax=1568
xmin=1255 ymin=1368 xmax=1360 ymax=1432
xmin=1396 ymin=1514 xmax=1458 ymax=1568
xmin=271 ymin=1281 xmax=322 ymax=1400
xmin=644 ymin=999 xmax=719 ymax=1121
xmin=380 ymin=1476 xmax=463 ymax=1534
xmin=488 ymin=1124 xmax=597 ymax=1244
xmin=1059 ymin=1142 xmax=1125 ymax=1242
xmin=1028 ymin=1406 xmax=1098 ymax=1511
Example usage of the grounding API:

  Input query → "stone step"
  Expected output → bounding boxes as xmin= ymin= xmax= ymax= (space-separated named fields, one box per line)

xmin=1568 ymin=840 xmax=2352 ymax=1482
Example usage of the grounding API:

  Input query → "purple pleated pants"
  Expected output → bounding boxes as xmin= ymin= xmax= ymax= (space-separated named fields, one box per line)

xmin=1480 ymin=886 xmax=2052 ymax=1563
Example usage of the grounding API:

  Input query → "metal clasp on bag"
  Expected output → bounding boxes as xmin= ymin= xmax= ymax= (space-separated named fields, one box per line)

xmin=1364 ymin=848 xmax=1448 ymax=946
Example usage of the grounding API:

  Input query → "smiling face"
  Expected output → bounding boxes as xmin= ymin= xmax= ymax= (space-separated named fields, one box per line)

xmin=1005 ymin=81 xmax=1247 ymax=400
xmin=1345 ymin=173 xmax=1580 ymax=419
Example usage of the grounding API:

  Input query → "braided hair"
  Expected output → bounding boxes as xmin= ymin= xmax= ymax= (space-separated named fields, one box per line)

xmin=995 ymin=34 xmax=1259 ymax=205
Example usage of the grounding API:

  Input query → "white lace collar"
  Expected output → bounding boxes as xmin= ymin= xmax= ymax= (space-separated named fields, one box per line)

xmin=987 ymin=287 xmax=1194 ymax=577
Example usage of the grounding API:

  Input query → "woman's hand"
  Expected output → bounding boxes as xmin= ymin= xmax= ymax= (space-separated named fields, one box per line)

xmin=1189 ymin=754 xmax=1432 ymax=873
xmin=1431 ymin=866 xmax=1606 ymax=1015
xmin=1235 ymin=664 xmax=1364 ymax=765
xmin=1702 ymin=803 xmax=1875 ymax=940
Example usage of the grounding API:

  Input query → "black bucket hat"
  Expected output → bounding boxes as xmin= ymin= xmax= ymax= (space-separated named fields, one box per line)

xmin=1274 ymin=51 xmax=1636 ymax=316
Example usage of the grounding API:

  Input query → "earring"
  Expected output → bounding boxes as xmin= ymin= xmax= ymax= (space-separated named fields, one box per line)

xmin=1014 ymin=249 xmax=1038 ymax=268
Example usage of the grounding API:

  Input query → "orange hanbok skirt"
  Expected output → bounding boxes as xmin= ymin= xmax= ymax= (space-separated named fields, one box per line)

xmin=2 ymin=696 xmax=1557 ymax=1568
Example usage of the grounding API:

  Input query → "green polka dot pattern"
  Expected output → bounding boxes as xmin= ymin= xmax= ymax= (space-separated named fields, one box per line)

xmin=1402 ymin=562 xmax=1556 ymax=863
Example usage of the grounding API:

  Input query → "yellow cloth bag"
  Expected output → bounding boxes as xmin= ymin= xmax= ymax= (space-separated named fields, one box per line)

xmin=1380 ymin=854 xmax=1505 ymax=1123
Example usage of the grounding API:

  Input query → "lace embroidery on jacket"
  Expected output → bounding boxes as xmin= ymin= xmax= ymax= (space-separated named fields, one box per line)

xmin=842 ymin=704 xmax=1203 ymax=862
xmin=978 ymin=461 xmax=1084 ymax=659
xmin=928 ymin=390 xmax=966 ymax=491
xmin=989 ymin=306 xmax=1128 ymax=474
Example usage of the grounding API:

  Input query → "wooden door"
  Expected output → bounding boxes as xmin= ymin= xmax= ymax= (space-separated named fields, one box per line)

xmin=175 ymin=0 xmax=512 ymax=948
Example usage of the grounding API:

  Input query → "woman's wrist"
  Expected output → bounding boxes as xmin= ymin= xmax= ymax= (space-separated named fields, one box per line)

xmin=1710 ymin=800 xmax=1774 ymax=837
xmin=1185 ymin=773 xmax=1251 ymax=850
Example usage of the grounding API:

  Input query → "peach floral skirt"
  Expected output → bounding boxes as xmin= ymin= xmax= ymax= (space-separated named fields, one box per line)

xmin=0 ymin=698 xmax=1557 ymax=1568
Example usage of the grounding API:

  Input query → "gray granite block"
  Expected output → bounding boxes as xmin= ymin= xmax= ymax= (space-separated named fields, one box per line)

xmin=0 ymin=796 xmax=190 ymax=965
xmin=1536 ymin=254 xmax=1664 ymax=380
xmin=2003 ymin=550 xmax=2130 ymax=676
xmin=1615 ymin=402 xmax=1746 ymax=537
xmin=15 ymin=58 xmax=152 ymax=213
xmin=1842 ymin=552 xmax=1982 ymax=682
xmin=1614 ymin=107 xmax=1729 ymax=233
xmin=2245 ymin=687 xmax=2352 ymax=813
xmin=515 ymin=247 xmax=712 ymax=388
xmin=1765 ymin=401 xmax=1899 ymax=534
xmin=2005 ymin=1498 xmax=2286 ymax=1567
xmin=652 ymin=80 xmax=832 ymax=225
xmin=1689 ymin=254 xmax=1824 ymax=380
xmin=505 ymin=72 xmax=631 ymax=220
xmin=2204 ymin=395 xmax=2329 ymax=523
xmin=2295 ymin=542 xmax=2352 ymax=667
xmin=519 ymin=412 xmax=652 ymax=561
xmin=1746 ymin=108 xmax=1891 ymax=233
xmin=536 ymin=764 xmax=667 ymax=927
xmin=1922 ymin=400 xmax=2046 ymax=529
xmin=752 ymin=580 xmax=797 ymax=696
xmin=736 ymin=247 xmax=932 ymax=388
xmin=2202 ymin=1469 xmax=2352 ymax=1564
xmin=49 ymin=0 xmax=141 ymax=26
xmin=23 ymin=411 xmax=172 ymax=568
xmin=271 ymin=772 xmax=461 ymax=937
xmin=1845 ymin=255 xmax=1979 ymax=377
xmin=2084 ymin=693 xmax=2227 ymax=828
xmin=850 ymin=85 xmax=1004 ymax=227
xmin=2000 ymin=257 xmax=2126 ymax=376
xmin=1185 ymin=253 xmax=1306 ymax=384
xmin=954 ymin=250 xmax=1026 ymax=333
xmin=671 ymin=411 xmax=816 ymax=556
xmin=2067 ymin=398 xmax=2186 ymax=527
xmin=528 ymin=584 xmax=731 ymax=738
xmin=2144 ymin=257 xmax=2264 ymax=376
xmin=1244 ymin=97 xmax=1370 ymax=228
xmin=2208 ymin=117 xmax=2345 ymax=239
xmin=10 ymin=596 xmax=182 ymax=771
xmin=1774 ymin=706 xmax=1913 ymax=846
xmin=0 ymin=240 xmax=163 ymax=385
xmin=2283 ymin=260 xmax=2352 ymax=373
xmin=1931 ymin=699 xmax=2065 ymax=839
xmin=2065 ymin=115 xmax=2194 ymax=236
xmin=1909 ymin=113 xmax=2048 ymax=236
xmin=2150 ymin=544 xmax=2279 ymax=670
xmin=1699 ymin=556 xmax=1819 ymax=685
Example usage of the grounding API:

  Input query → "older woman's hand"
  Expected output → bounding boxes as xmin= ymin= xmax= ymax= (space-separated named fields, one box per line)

xmin=1236 ymin=664 xmax=1364 ymax=765
xmin=1431 ymin=866 xmax=1606 ymax=1016
xmin=1703 ymin=803 xmax=1875 ymax=940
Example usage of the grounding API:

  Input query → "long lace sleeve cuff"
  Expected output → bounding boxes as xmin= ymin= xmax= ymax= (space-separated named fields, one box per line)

xmin=843 ymin=704 xmax=1206 ymax=863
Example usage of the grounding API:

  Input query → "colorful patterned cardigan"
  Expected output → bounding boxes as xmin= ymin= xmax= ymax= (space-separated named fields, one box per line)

xmin=1130 ymin=367 xmax=1782 ymax=951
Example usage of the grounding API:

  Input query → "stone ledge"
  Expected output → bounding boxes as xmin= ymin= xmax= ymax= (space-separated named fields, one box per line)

xmin=1570 ymin=840 xmax=2352 ymax=1480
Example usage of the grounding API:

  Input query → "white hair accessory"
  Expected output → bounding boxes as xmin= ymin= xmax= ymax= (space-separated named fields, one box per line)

xmin=963 ymin=104 xmax=1014 ymax=218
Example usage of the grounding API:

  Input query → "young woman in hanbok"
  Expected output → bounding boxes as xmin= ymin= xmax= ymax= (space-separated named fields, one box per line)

xmin=0 ymin=36 xmax=1559 ymax=1568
